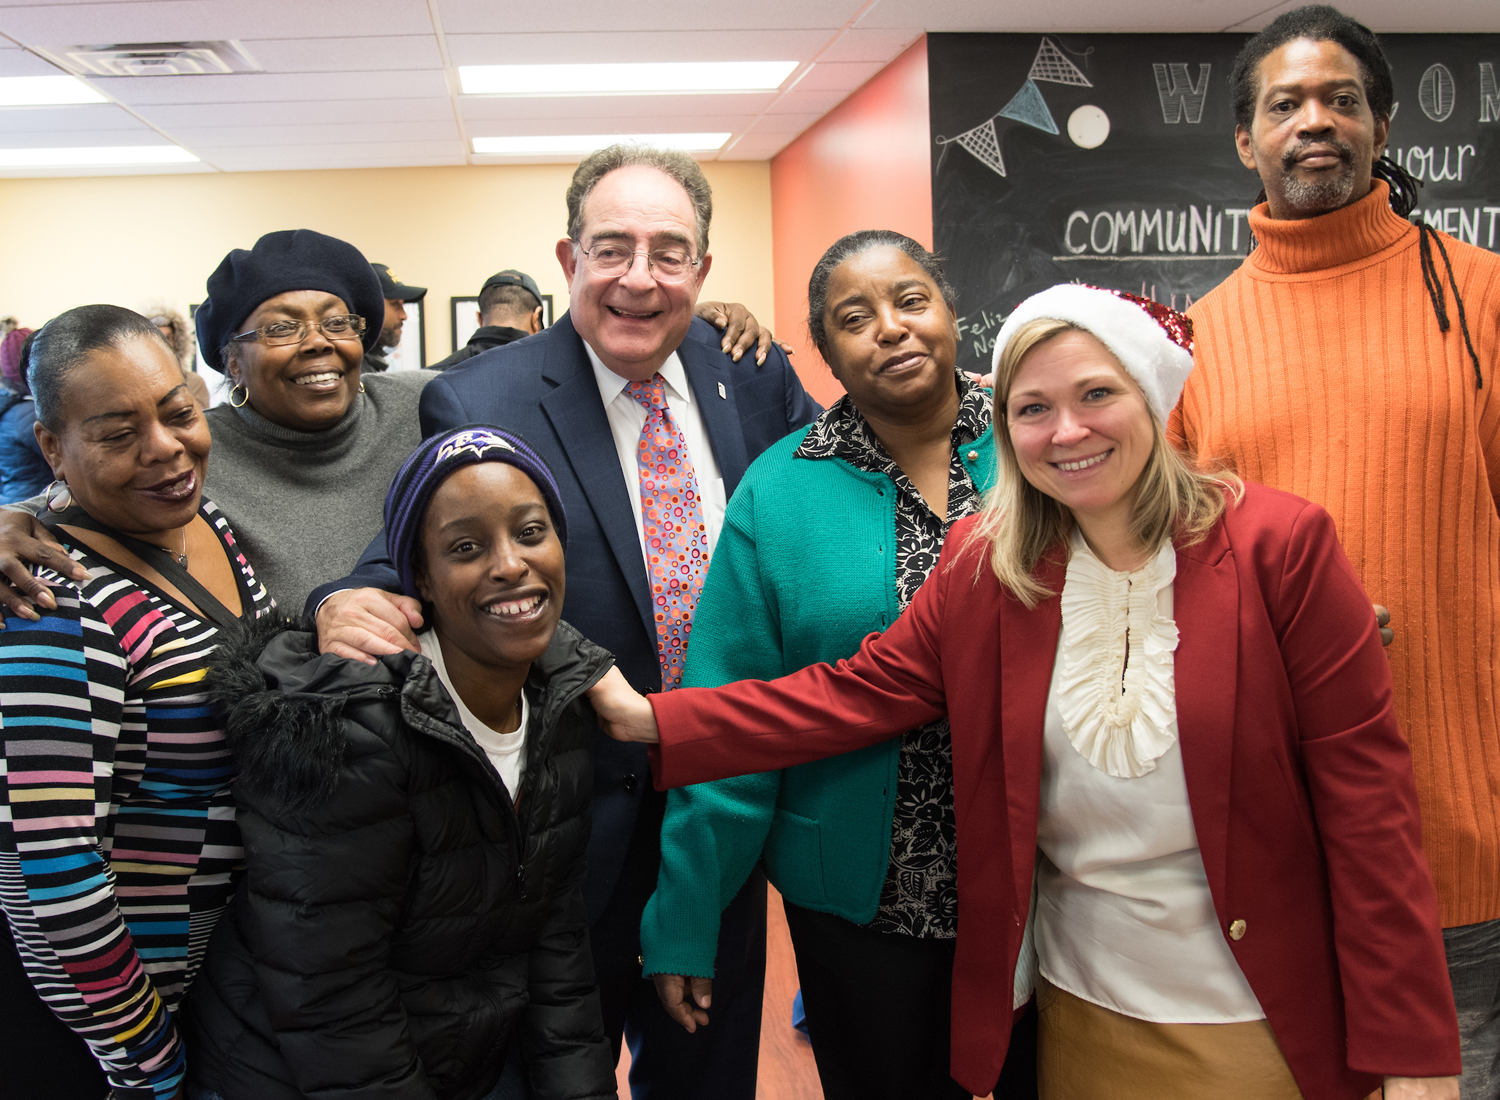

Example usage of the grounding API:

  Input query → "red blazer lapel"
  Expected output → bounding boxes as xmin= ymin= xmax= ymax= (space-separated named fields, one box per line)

xmin=999 ymin=557 xmax=1065 ymax=914
xmin=1173 ymin=529 xmax=1239 ymax=908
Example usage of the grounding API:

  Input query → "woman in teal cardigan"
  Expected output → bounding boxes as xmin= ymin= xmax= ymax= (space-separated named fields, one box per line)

xmin=640 ymin=231 xmax=1024 ymax=1100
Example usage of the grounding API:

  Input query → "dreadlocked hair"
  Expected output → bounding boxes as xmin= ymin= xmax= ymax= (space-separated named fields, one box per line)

xmin=1234 ymin=6 xmax=1482 ymax=387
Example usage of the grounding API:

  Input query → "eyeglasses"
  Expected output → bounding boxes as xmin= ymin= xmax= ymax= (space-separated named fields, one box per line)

xmin=575 ymin=241 xmax=701 ymax=283
xmin=230 ymin=314 xmax=367 ymax=346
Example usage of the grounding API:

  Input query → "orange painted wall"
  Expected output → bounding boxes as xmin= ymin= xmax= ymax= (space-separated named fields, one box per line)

xmin=770 ymin=37 xmax=932 ymax=407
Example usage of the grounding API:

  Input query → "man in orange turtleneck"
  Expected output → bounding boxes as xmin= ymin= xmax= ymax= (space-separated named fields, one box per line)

xmin=1170 ymin=7 xmax=1500 ymax=1095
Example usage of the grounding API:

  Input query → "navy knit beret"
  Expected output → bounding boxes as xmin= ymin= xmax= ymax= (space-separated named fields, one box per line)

xmin=385 ymin=425 xmax=569 ymax=600
xmin=195 ymin=229 xmax=385 ymax=373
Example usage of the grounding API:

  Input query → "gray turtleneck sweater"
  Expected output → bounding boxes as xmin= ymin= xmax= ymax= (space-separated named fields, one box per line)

xmin=203 ymin=371 xmax=434 ymax=609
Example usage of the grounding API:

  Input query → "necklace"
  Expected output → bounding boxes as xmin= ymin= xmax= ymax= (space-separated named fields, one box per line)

xmin=172 ymin=526 xmax=188 ymax=568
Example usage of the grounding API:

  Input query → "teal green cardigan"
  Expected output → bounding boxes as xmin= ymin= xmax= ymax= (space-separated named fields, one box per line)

xmin=640 ymin=420 xmax=997 ymax=977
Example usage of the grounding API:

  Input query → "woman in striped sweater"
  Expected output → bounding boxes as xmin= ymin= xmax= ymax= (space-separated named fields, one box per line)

xmin=0 ymin=305 xmax=274 ymax=1100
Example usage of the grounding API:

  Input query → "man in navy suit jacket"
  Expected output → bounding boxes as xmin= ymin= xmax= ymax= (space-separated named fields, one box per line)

xmin=309 ymin=145 xmax=820 ymax=1099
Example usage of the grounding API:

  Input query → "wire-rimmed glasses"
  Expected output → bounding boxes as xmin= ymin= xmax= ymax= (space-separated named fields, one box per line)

xmin=574 ymin=241 xmax=702 ymax=284
xmin=230 ymin=314 xmax=367 ymax=346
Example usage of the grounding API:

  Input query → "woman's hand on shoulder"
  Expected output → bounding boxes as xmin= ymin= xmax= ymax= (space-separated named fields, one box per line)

xmin=586 ymin=667 xmax=659 ymax=743
xmin=1383 ymin=1076 xmax=1459 ymax=1099
xmin=0 ymin=508 xmax=89 ymax=624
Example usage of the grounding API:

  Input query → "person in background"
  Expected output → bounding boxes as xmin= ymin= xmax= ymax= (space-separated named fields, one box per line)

xmin=0 ymin=326 xmax=51 ymax=504
xmin=144 ymin=303 xmax=211 ymax=406
xmin=433 ymin=269 xmax=546 ymax=369
xmin=433 ymin=267 xmax=790 ymax=372
xmin=589 ymin=284 xmax=1463 ymax=1100
xmin=185 ymin=426 xmax=614 ymax=1100
xmin=1169 ymin=11 xmax=1500 ymax=1095
xmin=641 ymin=230 xmax=1033 ymax=1100
xmin=363 ymin=262 xmax=427 ymax=372
xmin=312 ymin=143 xmax=822 ymax=1100
xmin=0 ymin=304 xmax=274 ymax=1100
xmin=0 ymin=236 xmax=784 ymax=620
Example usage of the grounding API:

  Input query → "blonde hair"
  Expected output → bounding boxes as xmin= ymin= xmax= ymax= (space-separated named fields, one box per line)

xmin=969 ymin=317 xmax=1241 ymax=607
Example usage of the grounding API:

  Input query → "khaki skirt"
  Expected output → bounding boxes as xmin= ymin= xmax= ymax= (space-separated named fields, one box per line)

xmin=1035 ymin=978 xmax=1304 ymax=1100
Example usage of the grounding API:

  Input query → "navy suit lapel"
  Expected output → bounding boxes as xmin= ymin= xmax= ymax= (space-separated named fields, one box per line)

xmin=538 ymin=314 xmax=653 ymax=632
xmin=678 ymin=337 xmax=751 ymax=496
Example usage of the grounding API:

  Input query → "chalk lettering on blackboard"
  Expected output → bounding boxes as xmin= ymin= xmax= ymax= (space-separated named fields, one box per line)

xmin=1396 ymin=144 xmax=1477 ymax=182
xmin=1153 ymin=63 xmax=1212 ymax=124
xmin=999 ymin=78 xmax=1060 ymax=134
xmin=1419 ymin=64 xmax=1457 ymax=122
xmin=1481 ymin=63 xmax=1499 ymax=122
xmin=936 ymin=118 xmax=1006 ymax=176
xmin=1031 ymin=37 xmax=1092 ymax=86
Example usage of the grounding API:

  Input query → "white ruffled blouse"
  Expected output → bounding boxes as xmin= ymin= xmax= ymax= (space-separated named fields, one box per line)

xmin=1015 ymin=532 xmax=1265 ymax=1024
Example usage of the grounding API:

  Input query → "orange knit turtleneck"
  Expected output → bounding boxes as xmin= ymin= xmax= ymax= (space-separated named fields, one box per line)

xmin=1172 ymin=181 xmax=1500 ymax=928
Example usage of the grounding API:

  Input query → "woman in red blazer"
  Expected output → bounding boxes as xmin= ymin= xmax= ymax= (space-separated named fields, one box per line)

xmin=589 ymin=285 xmax=1461 ymax=1100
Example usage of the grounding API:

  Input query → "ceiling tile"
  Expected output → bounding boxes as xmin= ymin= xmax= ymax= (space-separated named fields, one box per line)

xmin=742 ymin=112 xmax=824 ymax=135
xmin=464 ymin=114 xmax=761 ymax=138
xmin=435 ymin=0 xmax=860 ymax=34
xmin=240 ymin=35 xmax=443 ymax=73
xmin=0 ymin=45 xmax=65 ymax=76
xmin=0 ymin=127 xmax=167 ymax=146
xmin=791 ymin=60 xmax=885 ymax=92
xmin=0 ymin=103 xmax=148 ymax=131
xmin=96 ymin=69 xmax=450 ymax=106
xmin=444 ymin=29 xmax=833 ymax=66
xmin=0 ymin=1 xmax=436 ymax=42
xmin=141 ymin=97 xmax=454 ymax=128
xmin=719 ymin=133 xmax=793 ymax=159
xmin=459 ymin=91 xmax=779 ymax=122
xmin=197 ymin=148 xmax=464 ymax=172
xmin=0 ymin=162 xmax=216 ymax=179
xmin=815 ymin=28 xmax=921 ymax=63
xmin=762 ymin=87 xmax=850 ymax=115
xmin=170 ymin=118 xmax=459 ymax=147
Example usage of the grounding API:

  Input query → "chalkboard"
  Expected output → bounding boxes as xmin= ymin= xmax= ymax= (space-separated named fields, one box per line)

xmin=929 ymin=32 xmax=1500 ymax=373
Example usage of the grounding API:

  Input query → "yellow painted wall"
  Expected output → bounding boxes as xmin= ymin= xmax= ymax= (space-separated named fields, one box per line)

xmin=0 ymin=160 xmax=776 ymax=366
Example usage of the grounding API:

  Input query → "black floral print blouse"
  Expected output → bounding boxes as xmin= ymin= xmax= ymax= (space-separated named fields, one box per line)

xmin=793 ymin=373 xmax=991 ymax=938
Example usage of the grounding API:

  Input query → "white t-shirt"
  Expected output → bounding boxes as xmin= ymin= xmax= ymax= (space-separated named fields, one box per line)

xmin=417 ymin=630 xmax=529 ymax=798
xmin=584 ymin=343 xmax=726 ymax=561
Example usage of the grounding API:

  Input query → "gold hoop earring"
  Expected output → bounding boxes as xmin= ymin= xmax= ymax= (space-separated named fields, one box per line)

xmin=358 ymin=380 xmax=365 ymax=394
xmin=229 ymin=384 xmax=249 ymax=408
xmin=44 ymin=479 xmax=72 ymax=513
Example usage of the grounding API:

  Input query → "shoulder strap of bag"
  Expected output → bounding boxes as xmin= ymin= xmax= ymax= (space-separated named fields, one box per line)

xmin=42 ymin=506 xmax=247 ymax=635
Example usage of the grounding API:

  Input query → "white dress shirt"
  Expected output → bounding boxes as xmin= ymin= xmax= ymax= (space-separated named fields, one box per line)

xmin=1028 ymin=534 xmax=1264 ymax=1024
xmin=584 ymin=343 xmax=727 ymax=562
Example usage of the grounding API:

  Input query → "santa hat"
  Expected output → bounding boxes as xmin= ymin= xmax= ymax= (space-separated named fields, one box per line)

xmin=992 ymin=285 xmax=1195 ymax=424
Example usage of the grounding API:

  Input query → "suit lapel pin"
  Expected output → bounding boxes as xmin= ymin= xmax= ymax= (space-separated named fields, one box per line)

xmin=717 ymin=382 xmax=727 ymax=399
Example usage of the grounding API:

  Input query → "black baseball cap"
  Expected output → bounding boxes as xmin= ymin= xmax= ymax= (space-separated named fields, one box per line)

xmin=372 ymin=263 xmax=426 ymax=302
xmin=480 ymin=269 xmax=541 ymax=302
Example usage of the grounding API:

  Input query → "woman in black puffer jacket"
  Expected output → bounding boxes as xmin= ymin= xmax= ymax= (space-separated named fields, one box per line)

xmin=184 ymin=425 xmax=617 ymax=1100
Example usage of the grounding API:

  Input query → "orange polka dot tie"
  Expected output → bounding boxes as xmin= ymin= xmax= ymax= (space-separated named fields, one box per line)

xmin=626 ymin=374 xmax=708 ymax=690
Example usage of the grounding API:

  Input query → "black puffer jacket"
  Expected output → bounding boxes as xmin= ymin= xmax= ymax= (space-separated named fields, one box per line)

xmin=184 ymin=618 xmax=617 ymax=1100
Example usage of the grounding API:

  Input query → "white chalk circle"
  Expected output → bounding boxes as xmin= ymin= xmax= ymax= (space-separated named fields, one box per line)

xmin=1068 ymin=105 xmax=1110 ymax=149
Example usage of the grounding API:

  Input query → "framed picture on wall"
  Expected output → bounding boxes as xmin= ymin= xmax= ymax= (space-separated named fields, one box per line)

xmin=382 ymin=298 xmax=426 ymax=372
xmin=451 ymin=294 xmax=554 ymax=352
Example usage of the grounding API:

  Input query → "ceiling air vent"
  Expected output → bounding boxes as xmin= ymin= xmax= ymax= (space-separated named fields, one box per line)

xmin=59 ymin=41 xmax=260 ymax=78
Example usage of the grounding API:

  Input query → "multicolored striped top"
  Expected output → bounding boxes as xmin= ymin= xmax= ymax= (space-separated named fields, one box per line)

xmin=0 ymin=499 xmax=273 ymax=1099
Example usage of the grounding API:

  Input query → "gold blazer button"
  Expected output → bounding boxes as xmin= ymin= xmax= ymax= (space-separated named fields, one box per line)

xmin=1229 ymin=919 xmax=1247 ymax=941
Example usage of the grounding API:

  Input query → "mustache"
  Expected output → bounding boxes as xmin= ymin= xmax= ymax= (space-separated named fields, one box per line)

xmin=1281 ymin=138 xmax=1355 ymax=171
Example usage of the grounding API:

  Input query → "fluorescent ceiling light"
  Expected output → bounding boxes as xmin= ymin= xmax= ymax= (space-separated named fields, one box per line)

xmin=459 ymin=61 xmax=797 ymax=97
xmin=473 ymin=133 xmax=730 ymax=156
xmin=0 ymin=74 xmax=108 ymax=106
xmin=0 ymin=145 xmax=199 ymax=167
